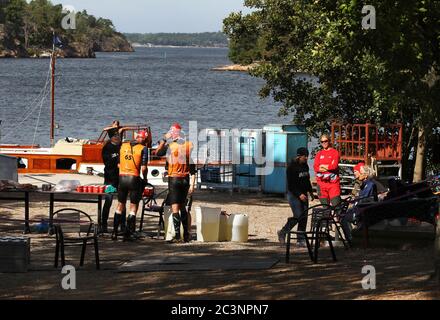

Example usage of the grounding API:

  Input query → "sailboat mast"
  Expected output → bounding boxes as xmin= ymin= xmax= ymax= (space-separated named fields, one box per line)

xmin=50 ymin=33 xmax=56 ymax=148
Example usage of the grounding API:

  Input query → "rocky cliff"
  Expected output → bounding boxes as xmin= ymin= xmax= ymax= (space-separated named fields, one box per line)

xmin=0 ymin=0 xmax=134 ymax=59
xmin=0 ymin=24 xmax=133 ymax=58
xmin=0 ymin=24 xmax=28 ymax=57
xmin=94 ymin=32 xmax=134 ymax=53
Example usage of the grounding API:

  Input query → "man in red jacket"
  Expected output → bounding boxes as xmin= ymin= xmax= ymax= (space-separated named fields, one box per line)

xmin=314 ymin=134 xmax=341 ymax=207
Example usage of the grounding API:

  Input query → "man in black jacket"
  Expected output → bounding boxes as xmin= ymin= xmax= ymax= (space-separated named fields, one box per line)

xmin=101 ymin=134 xmax=123 ymax=233
xmin=277 ymin=147 xmax=314 ymax=246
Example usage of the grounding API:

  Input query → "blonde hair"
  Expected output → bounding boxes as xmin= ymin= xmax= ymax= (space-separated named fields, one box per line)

xmin=360 ymin=165 xmax=376 ymax=178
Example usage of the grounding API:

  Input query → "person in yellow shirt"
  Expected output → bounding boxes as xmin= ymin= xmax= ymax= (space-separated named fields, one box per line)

xmin=156 ymin=123 xmax=196 ymax=243
xmin=113 ymin=130 xmax=149 ymax=241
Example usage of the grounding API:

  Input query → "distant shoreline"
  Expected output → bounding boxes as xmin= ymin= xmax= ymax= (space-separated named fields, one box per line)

xmin=131 ymin=43 xmax=228 ymax=49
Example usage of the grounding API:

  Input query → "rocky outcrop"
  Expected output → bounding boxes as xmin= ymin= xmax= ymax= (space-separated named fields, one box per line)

xmin=93 ymin=32 xmax=134 ymax=53
xmin=60 ymin=42 xmax=96 ymax=58
xmin=0 ymin=24 xmax=131 ymax=58
xmin=211 ymin=63 xmax=258 ymax=72
xmin=0 ymin=24 xmax=28 ymax=58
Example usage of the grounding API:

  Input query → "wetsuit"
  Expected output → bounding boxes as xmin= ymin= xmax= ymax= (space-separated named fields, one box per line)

xmin=313 ymin=148 xmax=341 ymax=204
xmin=101 ymin=141 xmax=122 ymax=232
xmin=118 ymin=141 xmax=149 ymax=204
xmin=107 ymin=126 xmax=121 ymax=139
xmin=157 ymin=139 xmax=196 ymax=242
xmin=157 ymin=139 xmax=196 ymax=205
xmin=102 ymin=142 xmax=120 ymax=188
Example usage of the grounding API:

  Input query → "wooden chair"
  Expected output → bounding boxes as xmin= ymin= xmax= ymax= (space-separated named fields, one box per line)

xmin=53 ymin=208 xmax=100 ymax=270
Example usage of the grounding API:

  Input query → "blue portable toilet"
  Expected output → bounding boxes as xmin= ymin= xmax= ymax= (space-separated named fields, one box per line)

xmin=233 ymin=129 xmax=263 ymax=190
xmin=262 ymin=124 xmax=308 ymax=194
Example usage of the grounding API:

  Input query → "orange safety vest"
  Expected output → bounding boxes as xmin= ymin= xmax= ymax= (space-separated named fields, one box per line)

xmin=119 ymin=142 xmax=145 ymax=177
xmin=167 ymin=141 xmax=193 ymax=178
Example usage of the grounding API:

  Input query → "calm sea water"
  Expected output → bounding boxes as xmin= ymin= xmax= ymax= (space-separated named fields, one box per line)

xmin=0 ymin=47 xmax=288 ymax=146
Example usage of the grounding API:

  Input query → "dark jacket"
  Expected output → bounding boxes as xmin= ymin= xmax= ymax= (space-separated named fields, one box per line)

xmin=287 ymin=160 xmax=313 ymax=198
xmin=359 ymin=179 xmax=378 ymax=202
xmin=102 ymin=141 xmax=121 ymax=187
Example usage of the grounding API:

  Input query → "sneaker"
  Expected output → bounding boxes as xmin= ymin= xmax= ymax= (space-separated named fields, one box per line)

xmin=277 ymin=230 xmax=286 ymax=245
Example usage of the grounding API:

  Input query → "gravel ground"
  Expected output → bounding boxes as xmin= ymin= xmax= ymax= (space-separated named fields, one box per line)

xmin=0 ymin=188 xmax=439 ymax=300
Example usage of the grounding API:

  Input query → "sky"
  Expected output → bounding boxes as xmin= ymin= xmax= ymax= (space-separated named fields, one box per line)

xmin=52 ymin=0 xmax=251 ymax=33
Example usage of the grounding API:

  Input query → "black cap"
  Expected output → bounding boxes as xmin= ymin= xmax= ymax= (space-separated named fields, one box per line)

xmin=297 ymin=147 xmax=309 ymax=157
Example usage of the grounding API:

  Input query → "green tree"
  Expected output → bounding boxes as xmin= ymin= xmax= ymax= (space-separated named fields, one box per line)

xmin=26 ymin=0 xmax=60 ymax=47
xmin=0 ymin=0 xmax=8 ymax=24
xmin=4 ymin=0 xmax=26 ymax=38
xmin=224 ymin=0 xmax=440 ymax=181
xmin=223 ymin=11 xmax=264 ymax=64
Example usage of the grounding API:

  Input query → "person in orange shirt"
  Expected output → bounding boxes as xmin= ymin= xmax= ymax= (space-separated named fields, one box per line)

xmin=156 ymin=123 xmax=196 ymax=243
xmin=113 ymin=130 xmax=149 ymax=241
xmin=313 ymin=134 xmax=341 ymax=208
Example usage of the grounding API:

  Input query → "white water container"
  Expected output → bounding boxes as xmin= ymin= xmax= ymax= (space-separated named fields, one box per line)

xmin=195 ymin=206 xmax=221 ymax=242
xmin=163 ymin=206 xmax=184 ymax=241
xmin=229 ymin=214 xmax=249 ymax=243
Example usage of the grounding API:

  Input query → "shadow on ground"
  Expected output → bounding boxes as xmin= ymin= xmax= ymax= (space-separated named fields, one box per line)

xmin=1 ymin=219 xmax=439 ymax=300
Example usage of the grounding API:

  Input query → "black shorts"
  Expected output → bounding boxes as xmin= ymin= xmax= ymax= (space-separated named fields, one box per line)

xmin=168 ymin=176 xmax=190 ymax=205
xmin=118 ymin=175 xmax=143 ymax=204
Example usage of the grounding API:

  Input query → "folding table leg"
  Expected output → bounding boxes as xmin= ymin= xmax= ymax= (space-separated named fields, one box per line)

xmin=49 ymin=193 xmax=55 ymax=235
xmin=97 ymin=195 xmax=103 ymax=234
xmin=24 ymin=191 xmax=31 ymax=234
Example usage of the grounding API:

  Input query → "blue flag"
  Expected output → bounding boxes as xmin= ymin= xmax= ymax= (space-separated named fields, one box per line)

xmin=53 ymin=35 xmax=63 ymax=48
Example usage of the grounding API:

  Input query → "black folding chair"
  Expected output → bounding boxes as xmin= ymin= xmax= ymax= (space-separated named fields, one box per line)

xmin=139 ymin=187 xmax=194 ymax=240
xmin=139 ymin=184 xmax=169 ymax=237
xmin=286 ymin=204 xmax=338 ymax=264
xmin=52 ymin=208 xmax=100 ymax=270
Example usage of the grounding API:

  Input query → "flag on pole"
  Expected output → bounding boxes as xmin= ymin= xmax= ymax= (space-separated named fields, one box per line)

xmin=53 ymin=34 xmax=63 ymax=48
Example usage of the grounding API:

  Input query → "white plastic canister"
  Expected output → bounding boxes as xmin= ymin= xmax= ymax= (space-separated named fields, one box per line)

xmin=229 ymin=214 xmax=249 ymax=243
xmin=195 ymin=206 xmax=221 ymax=242
xmin=163 ymin=206 xmax=184 ymax=240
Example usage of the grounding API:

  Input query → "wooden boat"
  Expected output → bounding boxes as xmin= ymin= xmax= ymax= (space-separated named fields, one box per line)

xmin=0 ymin=126 xmax=168 ymax=185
